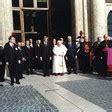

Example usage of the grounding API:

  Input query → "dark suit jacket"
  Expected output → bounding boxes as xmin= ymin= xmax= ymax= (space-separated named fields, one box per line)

xmin=0 ymin=46 xmax=4 ymax=63
xmin=34 ymin=44 xmax=42 ymax=58
xmin=41 ymin=43 xmax=52 ymax=58
xmin=66 ymin=42 xmax=77 ymax=58
xmin=30 ymin=44 xmax=35 ymax=59
xmin=24 ymin=46 xmax=32 ymax=61
xmin=4 ymin=42 xmax=19 ymax=65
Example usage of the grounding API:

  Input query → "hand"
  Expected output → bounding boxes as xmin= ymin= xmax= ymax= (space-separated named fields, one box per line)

xmin=36 ymin=56 xmax=38 ymax=59
xmin=75 ymin=55 xmax=77 ymax=59
xmin=18 ymin=60 xmax=21 ymax=64
xmin=50 ymin=57 xmax=52 ymax=60
xmin=100 ymin=57 xmax=103 ymax=60
xmin=66 ymin=56 xmax=68 ymax=60
xmin=40 ymin=57 xmax=42 ymax=61
xmin=0 ymin=62 xmax=2 ymax=65
xmin=6 ymin=62 xmax=9 ymax=65
xmin=22 ymin=57 xmax=26 ymax=61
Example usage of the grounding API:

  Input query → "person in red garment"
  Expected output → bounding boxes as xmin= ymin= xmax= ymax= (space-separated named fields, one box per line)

xmin=99 ymin=35 xmax=112 ymax=77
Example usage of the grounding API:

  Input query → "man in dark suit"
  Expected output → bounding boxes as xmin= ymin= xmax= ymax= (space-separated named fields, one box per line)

xmin=24 ymin=40 xmax=33 ymax=75
xmin=0 ymin=42 xmax=5 ymax=86
xmin=93 ymin=37 xmax=102 ymax=76
xmin=4 ymin=36 xmax=21 ymax=85
xmin=66 ymin=36 xmax=77 ymax=74
xmin=29 ymin=38 xmax=35 ymax=73
xmin=41 ymin=36 xmax=52 ymax=77
xmin=35 ymin=39 xmax=42 ymax=70
xmin=17 ymin=42 xmax=25 ymax=79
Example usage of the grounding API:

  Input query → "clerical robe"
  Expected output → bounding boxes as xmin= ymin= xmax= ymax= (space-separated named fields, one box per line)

xmin=104 ymin=48 xmax=112 ymax=72
xmin=53 ymin=45 xmax=67 ymax=73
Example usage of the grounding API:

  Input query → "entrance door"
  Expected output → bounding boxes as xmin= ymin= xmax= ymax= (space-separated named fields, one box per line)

xmin=50 ymin=0 xmax=72 ymax=39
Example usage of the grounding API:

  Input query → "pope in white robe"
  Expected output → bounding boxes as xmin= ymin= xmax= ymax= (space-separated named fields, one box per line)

xmin=53 ymin=40 xmax=67 ymax=74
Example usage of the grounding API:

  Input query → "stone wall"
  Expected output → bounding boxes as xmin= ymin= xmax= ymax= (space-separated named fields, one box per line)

xmin=0 ymin=0 xmax=13 ymax=45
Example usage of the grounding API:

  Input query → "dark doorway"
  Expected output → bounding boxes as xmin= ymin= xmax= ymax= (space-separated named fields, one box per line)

xmin=50 ymin=0 xmax=72 ymax=38
xmin=108 ymin=11 xmax=112 ymax=37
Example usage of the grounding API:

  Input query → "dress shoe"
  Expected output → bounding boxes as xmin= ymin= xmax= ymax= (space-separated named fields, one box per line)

xmin=74 ymin=71 xmax=78 ymax=74
xmin=10 ymin=83 xmax=14 ymax=86
xmin=22 ymin=76 xmax=25 ymax=79
xmin=16 ymin=81 xmax=21 ymax=84
xmin=43 ymin=75 xmax=46 ymax=77
xmin=68 ymin=72 xmax=71 ymax=75
xmin=55 ymin=73 xmax=58 ymax=76
xmin=0 ymin=84 xmax=3 ymax=87
xmin=20 ymin=76 xmax=25 ymax=79
xmin=58 ymin=73 xmax=64 ymax=76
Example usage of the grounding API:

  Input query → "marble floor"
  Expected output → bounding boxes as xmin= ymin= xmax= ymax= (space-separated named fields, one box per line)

xmin=2 ymin=73 xmax=112 ymax=112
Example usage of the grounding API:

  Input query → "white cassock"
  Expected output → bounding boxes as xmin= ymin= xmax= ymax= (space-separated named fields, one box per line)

xmin=53 ymin=44 xmax=67 ymax=73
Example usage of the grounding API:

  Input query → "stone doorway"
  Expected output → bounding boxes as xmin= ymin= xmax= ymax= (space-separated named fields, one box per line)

xmin=50 ymin=0 xmax=72 ymax=39
xmin=108 ymin=11 xmax=112 ymax=37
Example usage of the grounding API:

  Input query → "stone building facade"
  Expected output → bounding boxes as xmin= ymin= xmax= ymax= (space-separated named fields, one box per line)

xmin=0 ymin=0 xmax=112 ymax=45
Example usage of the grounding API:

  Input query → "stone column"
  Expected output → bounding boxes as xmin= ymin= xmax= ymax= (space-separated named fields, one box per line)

xmin=91 ymin=0 xmax=106 ymax=42
xmin=73 ymin=0 xmax=84 ymax=38
xmin=0 ymin=1 xmax=3 ymax=42
xmin=82 ymin=0 xmax=89 ymax=39
xmin=0 ymin=0 xmax=13 ymax=45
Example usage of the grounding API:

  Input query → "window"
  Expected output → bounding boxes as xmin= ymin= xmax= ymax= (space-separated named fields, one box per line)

xmin=37 ymin=0 xmax=47 ymax=8
xmin=12 ymin=0 xmax=49 ymax=42
xmin=13 ymin=11 xmax=21 ymax=30
xmin=24 ymin=10 xmax=48 ymax=36
xmin=106 ymin=0 xmax=112 ymax=3
xmin=23 ymin=0 xmax=34 ymax=7
xmin=24 ymin=11 xmax=32 ymax=32
xmin=12 ymin=0 xmax=19 ymax=7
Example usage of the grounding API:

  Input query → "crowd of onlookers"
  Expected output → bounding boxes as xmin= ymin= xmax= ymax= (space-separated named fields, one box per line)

xmin=0 ymin=31 xmax=112 ymax=86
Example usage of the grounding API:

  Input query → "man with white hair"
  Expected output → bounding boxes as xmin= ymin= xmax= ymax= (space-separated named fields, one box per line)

xmin=65 ymin=36 xmax=77 ymax=74
xmin=52 ymin=40 xmax=67 ymax=75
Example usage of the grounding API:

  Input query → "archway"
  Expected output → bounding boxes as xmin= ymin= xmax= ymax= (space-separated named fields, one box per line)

xmin=108 ymin=11 xmax=112 ymax=37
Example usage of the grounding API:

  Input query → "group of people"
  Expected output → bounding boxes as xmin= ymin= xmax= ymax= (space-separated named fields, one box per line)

xmin=0 ymin=31 xmax=112 ymax=86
